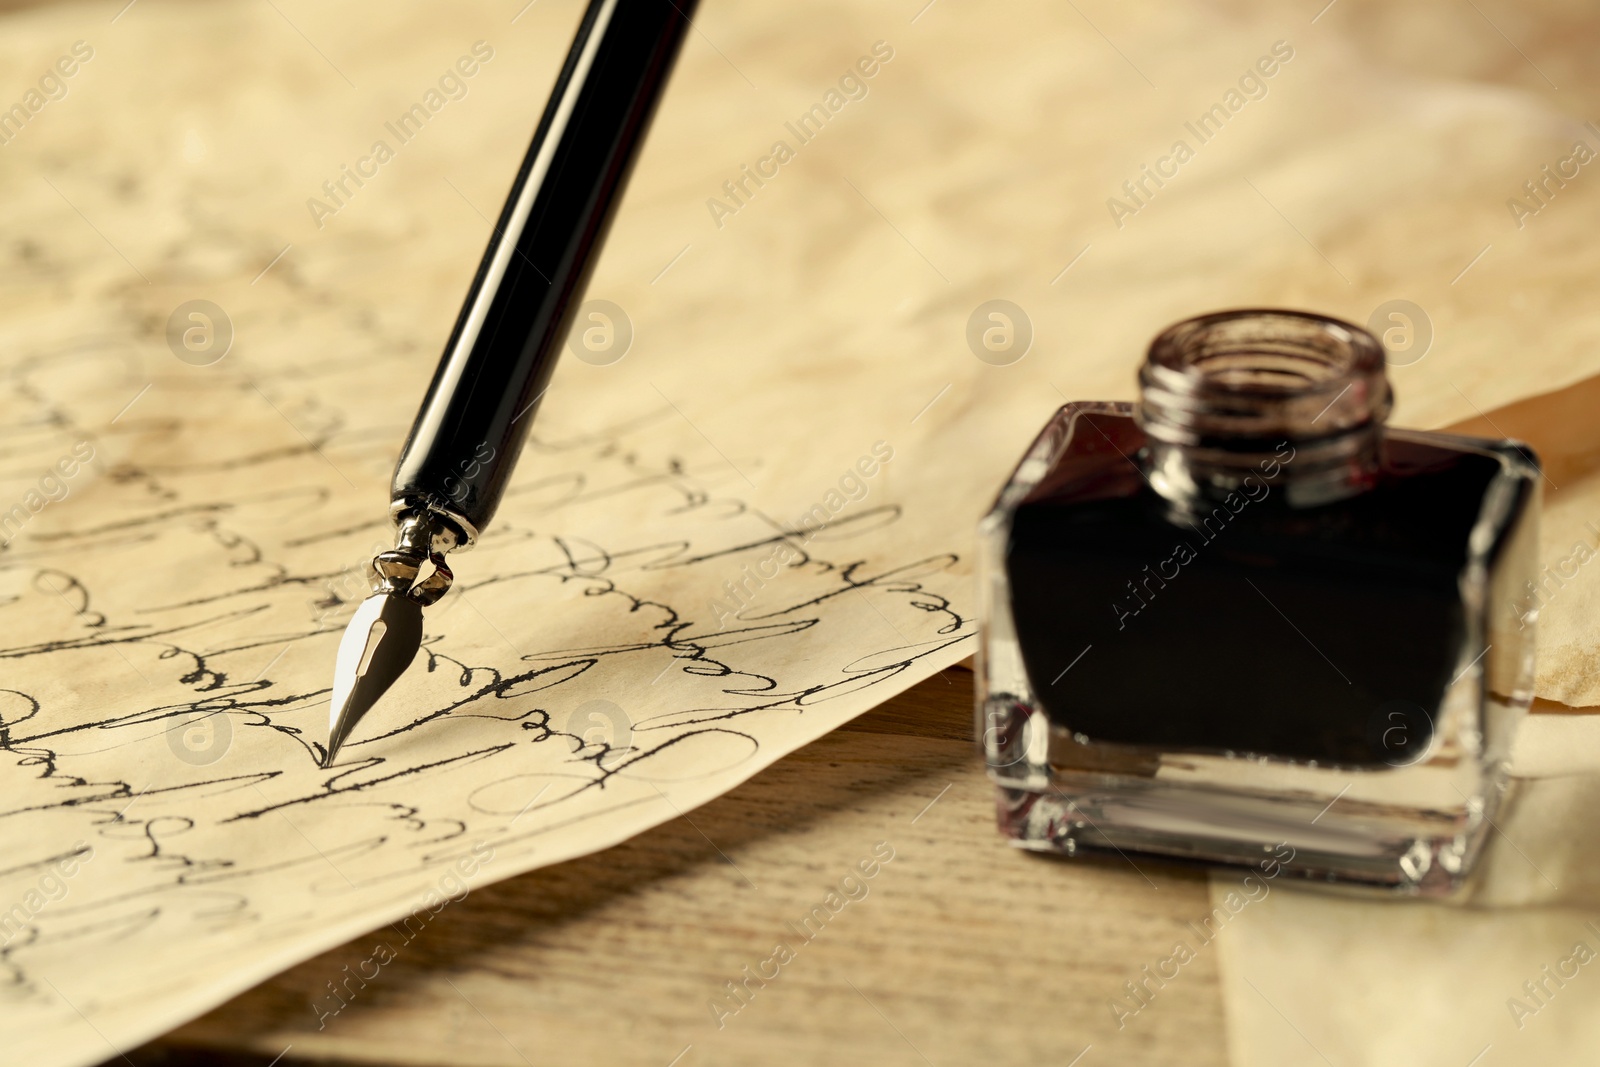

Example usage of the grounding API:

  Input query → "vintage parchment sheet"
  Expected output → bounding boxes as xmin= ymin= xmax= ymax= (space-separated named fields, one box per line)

xmin=2 ymin=0 xmax=1599 ymax=1064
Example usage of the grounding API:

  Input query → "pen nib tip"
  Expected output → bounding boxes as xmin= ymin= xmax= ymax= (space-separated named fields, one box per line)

xmin=326 ymin=591 xmax=424 ymax=767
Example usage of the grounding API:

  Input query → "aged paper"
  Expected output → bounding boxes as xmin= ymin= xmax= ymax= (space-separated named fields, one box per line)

xmin=4 ymin=0 xmax=1600 ymax=1064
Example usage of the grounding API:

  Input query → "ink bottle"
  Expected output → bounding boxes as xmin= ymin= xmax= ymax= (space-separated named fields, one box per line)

xmin=977 ymin=310 xmax=1540 ymax=893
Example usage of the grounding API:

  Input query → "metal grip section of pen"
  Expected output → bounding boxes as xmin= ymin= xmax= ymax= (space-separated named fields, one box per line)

xmin=390 ymin=0 xmax=696 ymax=540
xmin=367 ymin=513 xmax=456 ymax=606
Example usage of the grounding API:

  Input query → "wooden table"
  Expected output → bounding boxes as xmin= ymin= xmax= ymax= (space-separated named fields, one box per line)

xmin=112 ymin=666 xmax=1225 ymax=1066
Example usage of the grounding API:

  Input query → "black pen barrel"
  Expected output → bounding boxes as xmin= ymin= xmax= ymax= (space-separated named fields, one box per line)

xmin=391 ymin=0 xmax=695 ymax=540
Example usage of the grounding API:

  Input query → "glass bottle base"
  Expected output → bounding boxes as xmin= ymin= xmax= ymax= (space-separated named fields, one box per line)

xmin=988 ymin=725 xmax=1509 ymax=896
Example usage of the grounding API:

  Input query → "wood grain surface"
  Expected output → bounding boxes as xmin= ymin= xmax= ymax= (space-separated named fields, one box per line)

xmin=110 ymin=667 xmax=1225 ymax=1067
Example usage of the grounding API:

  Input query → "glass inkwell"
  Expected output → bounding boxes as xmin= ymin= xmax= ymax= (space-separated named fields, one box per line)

xmin=978 ymin=309 xmax=1540 ymax=893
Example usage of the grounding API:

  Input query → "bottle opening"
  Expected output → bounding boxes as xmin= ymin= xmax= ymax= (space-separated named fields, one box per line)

xmin=1139 ymin=309 xmax=1390 ymax=444
xmin=1136 ymin=309 xmax=1392 ymax=505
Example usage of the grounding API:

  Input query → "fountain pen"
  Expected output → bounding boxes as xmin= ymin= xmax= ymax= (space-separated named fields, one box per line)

xmin=324 ymin=0 xmax=696 ymax=767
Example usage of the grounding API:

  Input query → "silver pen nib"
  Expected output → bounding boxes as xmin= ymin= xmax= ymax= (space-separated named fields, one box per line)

xmin=324 ymin=510 xmax=460 ymax=767
xmin=326 ymin=592 xmax=424 ymax=767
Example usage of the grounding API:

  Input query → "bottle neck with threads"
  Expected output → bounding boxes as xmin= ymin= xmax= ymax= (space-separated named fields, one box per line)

xmin=1135 ymin=309 xmax=1392 ymax=508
